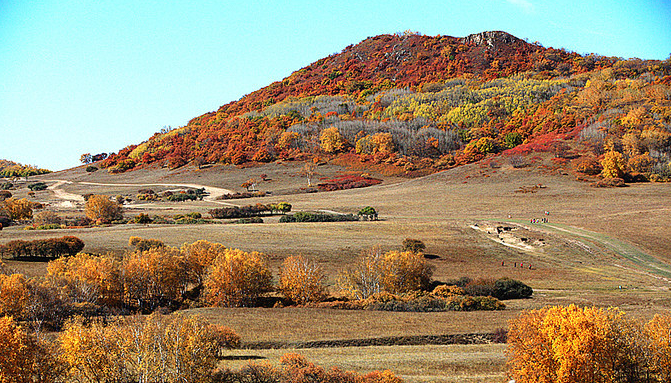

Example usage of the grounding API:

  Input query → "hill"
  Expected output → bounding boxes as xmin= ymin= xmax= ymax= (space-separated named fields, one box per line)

xmin=93 ymin=31 xmax=670 ymax=180
xmin=0 ymin=159 xmax=50 ymax=178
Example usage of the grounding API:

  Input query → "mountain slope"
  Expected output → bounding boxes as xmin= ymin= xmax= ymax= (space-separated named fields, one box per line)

xmin=97 ymin=31 xmax=671 ymax=181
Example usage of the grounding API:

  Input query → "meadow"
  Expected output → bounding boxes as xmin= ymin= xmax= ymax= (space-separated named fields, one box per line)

xmin=2 ymin=154 xmax=671 ymax=382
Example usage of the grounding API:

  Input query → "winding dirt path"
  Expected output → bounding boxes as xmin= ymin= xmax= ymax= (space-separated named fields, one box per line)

xmin=47 ymin=180 xmax=237 ymax=206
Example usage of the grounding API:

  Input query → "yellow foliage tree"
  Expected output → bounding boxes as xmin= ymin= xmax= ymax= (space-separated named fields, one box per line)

xmin=1 ymin=197 xmax=33 ymax=220
xmin=339 ymin=247 xmax=433 ymax=299
xmin=0 ymin=315 xmax=62 ymax=383
xmin=645 ymin=314 xmax=671 ymax=381
xmin=60 ymin=313 xmax=239 ymax=383
xmin=204 ymin=248 xmax=273 ymax=307
xmin=0 ymin=273 xmax=30 ymax=318
xmin=47 ymin=253 xmax=122 ymax=306
xmin=278 ymin=255 xmax=327 ymax=305
xmin=380 ymin=250 xmax=433 ymax=294
xmin=507 ymin=305 xmax=658 ymax=383
xmin=121 ymin=247 xmax=188 ymax=310
xmin=85 ymin=195 xmax=123 ymax=223
xmin=181 ymin=240 xmax=225 ymax=286
xmin=319 ymin=126 xmax=347 ymax=153
xmin=600 ymin=150 xmax=626 ymax=178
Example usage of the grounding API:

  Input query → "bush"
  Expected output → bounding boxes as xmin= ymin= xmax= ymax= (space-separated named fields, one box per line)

xmin=133 ymin=213 xmax=152 ymax=224
xmin=0 ymin=182 xmax=12 ymax=190
xmin=278 ymin=255 xmax=327 ymax=305
xmin=232 ymin=217 xmax=263 ymax=224
xmin=33 ymin=210 xmax=61 ymax=225
xmin=0 ymin=236 xmax=85 ymax=260
xmin=317 ymin=174 xmax=382 ymax=191
xmin=401 ymin=238 xmax=426 ymax=253
xmin=85 ymin=195 xmax=123 ymax=223
xmin=27 ymin=182 xmax=48 ymax=191
xmin=494 ymin=277 xmax=533 ymax=299
xmin=216 ymin=191 xmax=268 ymax=200
xmin=85 ymin=165 xmax=98 ymax=172
xmin=280 ymin=212 xmax=359 ymax=223
xmin=0 ymin=190 xmax=11 ymax=201
xmin=204 ymin=248 xmax=273 ymax=307
xmin=167 ymin=193 xmax=197 ymax=202
xmin=209 ymin=204 xmax=270 ymax=219
xmin=128 ymin=236 xmax=165 ymax=252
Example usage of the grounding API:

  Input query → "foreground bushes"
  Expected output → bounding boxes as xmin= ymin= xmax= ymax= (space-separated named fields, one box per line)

xmin=508 ymin=305 xmax=671 ymax=383
xmin=0 ymin=236 xmax=85 ymax=260
xmin=214 ymin=353 xmax=401 ymax=383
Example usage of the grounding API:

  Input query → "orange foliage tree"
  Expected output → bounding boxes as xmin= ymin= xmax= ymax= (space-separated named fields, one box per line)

xmin=319 ymin=127 xmax=347 ymax=153
xmin=507 ymin=305 xmax=669 ymax=383
xmin=278 ymin=255 xmax=327 ymax=305
xmin=121 ymin=246 xmax=188 ymax=311
xmin=0 ymin=316 xmax=62 ymax=383
xmin=0 ymin=273 xmax=30 ymax=318
xmin=204 ymin=248 xmax=273 ymax=307
xmin=59 ymin=313 xmax=239 ymax=383
xmin=85 ymin=195 xmax=123 ymax=223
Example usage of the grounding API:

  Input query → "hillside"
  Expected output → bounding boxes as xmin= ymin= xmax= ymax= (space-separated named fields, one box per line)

xmin=0 ymin=159 xmax=50 ymax=178
xmin=92 ymin=31 xmax=670 ymax=182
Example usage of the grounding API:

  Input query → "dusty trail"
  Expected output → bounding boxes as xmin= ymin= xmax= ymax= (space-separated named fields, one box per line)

xmin=46 ymin=180 xmax=237 ymax=206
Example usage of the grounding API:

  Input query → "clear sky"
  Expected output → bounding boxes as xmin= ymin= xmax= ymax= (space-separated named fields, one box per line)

xmin=1 ymin=0 xmax=669 ymax=171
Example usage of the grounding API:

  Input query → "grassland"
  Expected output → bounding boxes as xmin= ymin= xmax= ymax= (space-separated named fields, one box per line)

xmin=2 ymin=155 xmax=671 ymax=382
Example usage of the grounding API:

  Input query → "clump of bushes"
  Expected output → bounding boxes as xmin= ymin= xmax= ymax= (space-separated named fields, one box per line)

xmin=354 ymin=291 xmax=505 ymax=312
xmin=85 ymin=165 xmax=98 ymax=172
xmin=317 ymin=174 xmax=382 ymax=191
xmin=279 ymin=212 xmax=359 ymax=223
xmin=444 ymin=277 xmax=533 ymax=300
xmin=216 ymin=191 xmax=268 ymax=200
xmin=0 ymin=236 xmax=84 ymax=260
xmin=402 ymin=238 xmax=426 ymax=253
xmin=209 ymin=203 xmax=280 ymax=219
xmin=128 ymin=236 xmax=165 ymax=252
xmin=27 ymin=182 xmax=48 ymax=191
xmin=232 ymin=217 xmax=263 ymax=224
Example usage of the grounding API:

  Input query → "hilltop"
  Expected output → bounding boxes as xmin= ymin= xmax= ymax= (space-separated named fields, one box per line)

xmin=88 ymin=31 xmax=670 ymax=184
xmin=0 ymin=159 xmax=50 ymax=178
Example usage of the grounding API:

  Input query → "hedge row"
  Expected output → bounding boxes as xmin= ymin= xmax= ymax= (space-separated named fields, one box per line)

xmin=0 ymin=236 xmax=84 ymax=260
xmin=279 ymin=212 xmax=359 ymax=223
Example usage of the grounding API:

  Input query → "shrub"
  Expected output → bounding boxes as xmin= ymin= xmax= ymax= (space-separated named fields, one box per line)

xmin=59 ymin=313 xmax=238 ymax=383
xmin=121 ymin=246 xmax=188 ymax=311
xmin=0 ymin=190 xmax=11 ymax=201
xmin=507 ymin=305 xmax=669 ymax=383
xmin=464 ymin=278 xmax=497 ymax=297
xmin=0 ymin=182 xmax=12 ymax=190
xmin=494 ymin=277 xmax=533 ymax=299
xmin=209 ymin=204 xmax=270 ymax=219
xmin=128 ymin=236 xmax=165 ymax=252
xmin=47 ymin=253 xmax=123 ymax=307
xmin=85 ymin=195 xmax=123 ymax=223
xmin=167 ymin=193 xmax=197 ymax=202
xmin=2 ymin=197 xmax=34 ymax=220
xmin=33 ymin=210 xmax=61 ymax=226
xmin=216 ymin=191 xmax=268 ymax=200
xmin=0 ymin=316 xmax=62 ymax=382
xmin=133 ymin=213 xmax=152 ymax=224
xmin=574 ymin=156 xmax=603 ymax=175
xmin=358 ymin=206 xmax=378 ymax=220
xmin=232 ymin=217 xmax=263 ymax=224
xmin=401 ymin=238 xmax=426 ymax=253
xmin=317 ymin=174 xmax=382 ymax=191
xmin=85 ymin=165 xmax=98 ymax=172
xmin=27 ymin=182 xmax=48 ymax=191
xmin=278 ymin=255 xmax=327 ymax=305
xmin=280 ymin=212 xmax=359 ymax=223
xmin=0 ymin=236 xmax=84 ymax=260
xmin=204 ymin=248 xmax=273 ymax=307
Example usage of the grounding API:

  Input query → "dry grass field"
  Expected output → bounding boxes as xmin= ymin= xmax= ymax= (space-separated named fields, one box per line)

xmin=2 ymin=155 xmax=671 ymax=382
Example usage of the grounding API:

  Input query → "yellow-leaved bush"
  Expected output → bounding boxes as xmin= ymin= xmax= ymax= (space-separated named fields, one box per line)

xmin=507 ymin=305 xmax=671 ymax=383
xmin=278 ymin=255 xmax=327 ymax=305
xmin=204 ymin=248 xmax=273 ymax=307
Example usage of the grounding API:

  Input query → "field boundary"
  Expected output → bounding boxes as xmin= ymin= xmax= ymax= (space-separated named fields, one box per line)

xmin=242 ymin=332 xmax=502 ymax=349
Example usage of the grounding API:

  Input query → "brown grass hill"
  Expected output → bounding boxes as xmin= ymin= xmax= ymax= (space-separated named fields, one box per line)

xmin=98 ymin=31 xmax=671 ymax=180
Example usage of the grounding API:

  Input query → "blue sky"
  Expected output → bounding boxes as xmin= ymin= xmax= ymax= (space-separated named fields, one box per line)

xmin=1 ymin=0 xmax=669 ymax=171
